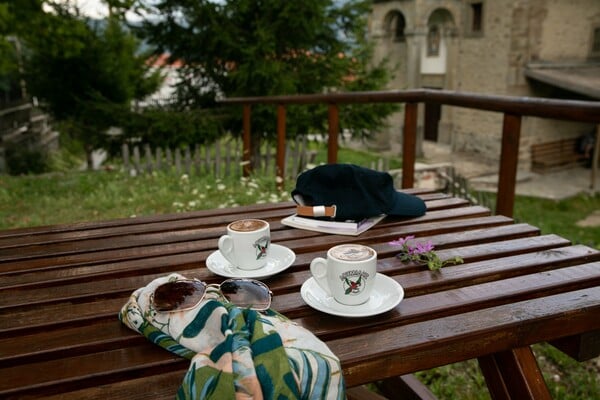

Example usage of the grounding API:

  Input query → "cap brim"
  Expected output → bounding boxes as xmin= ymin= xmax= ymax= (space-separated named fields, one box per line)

xmin=387 ymin=192 xmax=426 ymax=217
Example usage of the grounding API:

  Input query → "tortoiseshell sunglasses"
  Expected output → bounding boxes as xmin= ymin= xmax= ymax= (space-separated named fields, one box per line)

xmin=151 ymin=278 xmax=272 ymax=312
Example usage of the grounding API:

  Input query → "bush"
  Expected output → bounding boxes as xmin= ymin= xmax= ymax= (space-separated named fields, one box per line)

xmin=5 ymin=143 xmax=50 ymax=175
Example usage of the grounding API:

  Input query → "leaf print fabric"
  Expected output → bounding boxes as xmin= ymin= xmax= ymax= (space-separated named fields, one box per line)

xmin=120 ymin=273 xmax=345 ymax=400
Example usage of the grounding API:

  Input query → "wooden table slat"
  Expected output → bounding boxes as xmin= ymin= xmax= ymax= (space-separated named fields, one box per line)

xmin=0 ymin=233 xmax=569 ymax=310
xmin=0 ymin=201 xmax=298 ymax=239
xmin=0 ymin=189 xmax=447 ymax=245
xmin=38 ymin=370 xmax=189 ymax=400
xmin=0 ymin=241 xmax=590 ymax=315
xmin=0 ymin=344 xmax=188 ymax=398
xmin=0 ymin=212 xmax=505 ymax=272
xmin=4 ymin=242 xmax=592 ymax=330
xmin=0 ymin=196 xmax=598 ymax=399
xmin=4 ymin=241 xmax=590 ymax=336
xmin=295 ymin=262 xmax=600 ymax=338
xmin=0 ymin=222 xmax=540 ymax=291
xmin=3 ymin=261 xmax=599 ymax=372
xmin=0 ymin=203 xmax=490 ymax=262
xmin=330 ymin=287 xmax=600 ymax=387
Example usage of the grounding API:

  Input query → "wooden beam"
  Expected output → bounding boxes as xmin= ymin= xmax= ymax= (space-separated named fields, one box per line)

xmin=328 ymin=104 xmax=339 ymax=164
xmin=496 ymin=113 xmax=521 ymax=218
xmin=402 ymin=102 xmax=418 ymax=189
xmin=242 ymin=105 xmax=251 ymax=177
xmin=276 ymin=104 xmax=286 ymax=189
xmin=478 ymin=347 xmax=552 ymax=400
xmin=591 ymin=124 xmax=599 ymax=192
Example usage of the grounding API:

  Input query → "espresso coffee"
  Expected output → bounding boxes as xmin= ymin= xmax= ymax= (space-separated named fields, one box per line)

xmin=330 ymin=244 xmax=374 ymax=262
xmin=229 ymin=219 xmax=267 ymax=232
xmin=311 ymin=243 xmax=377 ymax=305
xmin=219 ymin=219 xmax=270 ymax=270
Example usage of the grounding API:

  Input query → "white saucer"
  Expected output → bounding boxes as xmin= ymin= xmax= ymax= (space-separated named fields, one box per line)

xmin=206 ymin=244 xmax=295 ymax=279
xmin=301 ymin=273 xmax=404 ymax=317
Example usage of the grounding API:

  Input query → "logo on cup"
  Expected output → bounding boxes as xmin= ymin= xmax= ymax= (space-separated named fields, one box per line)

xmin=310 ymin=244 xmax=377 ymax=306
xmin=218 ymin=219 xmax=271 ymax=270
xmin=253 ymin=235 xmax=270 ymax=260
xmin=340 ymin=270 xmax=370 ymax=295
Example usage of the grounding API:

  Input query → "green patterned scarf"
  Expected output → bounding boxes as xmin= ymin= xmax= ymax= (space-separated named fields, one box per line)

xmin=120 ymin=274 xmax=345 ymax=400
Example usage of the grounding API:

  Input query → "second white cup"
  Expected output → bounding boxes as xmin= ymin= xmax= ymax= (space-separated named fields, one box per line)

xmin=310 ymin=244 xmax=377 ymax=305
xmin=218 ymin=219 xmax=270 ymax=270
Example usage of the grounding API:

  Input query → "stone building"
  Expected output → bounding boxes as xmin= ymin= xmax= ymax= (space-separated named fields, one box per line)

xmin=369 ymin=0 xmax=600 ymax=171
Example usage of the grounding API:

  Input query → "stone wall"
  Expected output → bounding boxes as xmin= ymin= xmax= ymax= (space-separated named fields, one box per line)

xmin=538 ymin=0 xmax=600 ymax=60
xmin=370 ymin=0 xmax=600 ymax=172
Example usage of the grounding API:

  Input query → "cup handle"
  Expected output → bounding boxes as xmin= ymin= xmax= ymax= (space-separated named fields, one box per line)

xmin=218 ymin=235 xmax=235 ymax=265
xmin=310 ymin=257 xmax=331 ymax=296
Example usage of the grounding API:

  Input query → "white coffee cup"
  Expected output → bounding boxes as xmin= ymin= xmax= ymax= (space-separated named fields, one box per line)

xmin=310 ymin=244 xmax=377 ymax=305
xmin=218 ymin=219 xmax=270 ymax=270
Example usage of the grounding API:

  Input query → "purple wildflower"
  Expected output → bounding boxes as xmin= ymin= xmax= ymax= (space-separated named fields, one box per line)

xmin=414 ymin=241 xmax=434 ymax=254
xmin=388 ymin=235 xmax=415 ymax=246
xmin=389 ymin=235 xmax=462 ymax=270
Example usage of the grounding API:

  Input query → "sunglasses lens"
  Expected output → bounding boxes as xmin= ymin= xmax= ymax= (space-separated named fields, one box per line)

xmin=153 ymin=280 xmax=206 ymax=312
xmin=220 ymin=279 xmax=271 ymax=310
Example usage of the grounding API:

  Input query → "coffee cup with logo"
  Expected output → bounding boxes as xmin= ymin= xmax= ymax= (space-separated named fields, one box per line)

xmin=218 ymin=219 xmax=270 ymax=270
xmin=310 ymin=244 xmax=377 ymax=305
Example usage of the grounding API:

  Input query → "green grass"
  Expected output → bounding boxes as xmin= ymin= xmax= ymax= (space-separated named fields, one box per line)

xmin=1 ymin=149 xmax=599 ymax=399
xmin=0 ymin=144 xmax=401 ymax=230
xmin=311 ymin=144 xmax=403 ymax=170
xmin=514 ymin=194 xmax=600 ymax=249
xmin=0 ymin=170 xmax=294 ymax=229
xmin=416 ymin=343 xmax=600 ymax=400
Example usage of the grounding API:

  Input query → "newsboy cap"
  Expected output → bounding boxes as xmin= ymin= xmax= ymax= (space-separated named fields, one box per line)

xmin=291 ymin=164 xmax=426 ymax=221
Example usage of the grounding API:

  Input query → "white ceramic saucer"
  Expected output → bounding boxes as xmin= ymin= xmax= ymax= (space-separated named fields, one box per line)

xmin=301 ymin=273 xmax=404 ymax=318
xmin=206 ymin=244 xmax=295 ymax=279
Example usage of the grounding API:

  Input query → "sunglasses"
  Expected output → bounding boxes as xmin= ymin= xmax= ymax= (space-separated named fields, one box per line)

xmin=151 ymin=278 xmax=272 ymax=312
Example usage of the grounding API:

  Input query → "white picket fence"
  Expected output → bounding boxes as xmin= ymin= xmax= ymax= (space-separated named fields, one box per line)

xmin=121 ymin=136 xmax=317 ymax=178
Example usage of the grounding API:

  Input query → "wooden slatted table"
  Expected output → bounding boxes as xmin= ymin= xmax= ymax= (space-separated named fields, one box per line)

xmin=1 ymin=189 xmax=599 ymax=399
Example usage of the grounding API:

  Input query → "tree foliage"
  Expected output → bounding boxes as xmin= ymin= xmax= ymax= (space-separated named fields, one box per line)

xmin=133 ymin=0 xmax=396 ymax=142
xmin=0 ymin=1 xmax=31 ymax=101
xmin=1 ymin=0 xmax=162 ymax=167
xmin=2 ymin=0 xmax=396 ymax=170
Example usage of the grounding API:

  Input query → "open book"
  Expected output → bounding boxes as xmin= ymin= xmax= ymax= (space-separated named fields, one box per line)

xmin=281 ymin=214 xmax=386 ymax=236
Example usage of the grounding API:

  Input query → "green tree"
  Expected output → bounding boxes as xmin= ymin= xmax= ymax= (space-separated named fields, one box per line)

xmin=6 ymin=0 xmax=161 ymax=169
xmin=0 ymin=2 xmax=30 ymax=102
xmin=132 ymin=0 xmax=395 ymax=161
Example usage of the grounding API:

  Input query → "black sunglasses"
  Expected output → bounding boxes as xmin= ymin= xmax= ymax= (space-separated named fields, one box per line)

xmin=151 ymin=278 xmax=272 ymax=312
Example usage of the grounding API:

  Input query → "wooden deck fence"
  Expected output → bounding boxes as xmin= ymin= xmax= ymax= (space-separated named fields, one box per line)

xmin=220 ymin=89 xmax=600 ymax=218
xmin=121 ymin=136 xmax=318 ymax=178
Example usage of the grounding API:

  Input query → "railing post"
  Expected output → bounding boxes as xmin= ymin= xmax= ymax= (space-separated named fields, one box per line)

xmin=591 ymin=124 xmax=599 ymax=192
xmin=402 ymin=102 xmax=418 ymax=189
xmin=276 ymin=104 xmax=286 ymax=189
xmin=328 ymin=103 xmax=339 ymax=164
xmin=496 ymin=113 xmax=521 ymax=218
xmin=242 ymin=104 xmax=251 ymax=177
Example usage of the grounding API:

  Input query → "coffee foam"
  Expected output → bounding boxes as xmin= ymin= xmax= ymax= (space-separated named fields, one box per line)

xmin=229 ymin=219 xmax=267 ymax=232
xmin=330 ymin=244 xmax=374 ymax=262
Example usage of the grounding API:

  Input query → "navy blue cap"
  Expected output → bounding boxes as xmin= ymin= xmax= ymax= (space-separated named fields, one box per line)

xmin=291 ymin=164 xmax=426 ymax=221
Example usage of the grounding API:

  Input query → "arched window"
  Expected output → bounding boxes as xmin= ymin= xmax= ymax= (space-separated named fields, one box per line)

xmin=427 ymin=26 xmax=441 ymax=56
xmin=385 ymin=11 xmax=406 ymax=42
xmin=394 ymin=12 xmax=406 ymax=42
xmin=592 ymin=26 xmax=600 ymax=56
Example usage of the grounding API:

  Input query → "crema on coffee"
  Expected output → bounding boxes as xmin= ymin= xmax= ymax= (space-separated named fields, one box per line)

xmin=229 ymin=219 xmax=267 ymax=232
xmin=330 ymin=244 xmax=374 ymax=262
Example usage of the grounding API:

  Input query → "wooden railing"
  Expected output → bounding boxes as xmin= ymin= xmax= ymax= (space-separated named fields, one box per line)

xmin=220 ymin=89 xmax=600 ymax=217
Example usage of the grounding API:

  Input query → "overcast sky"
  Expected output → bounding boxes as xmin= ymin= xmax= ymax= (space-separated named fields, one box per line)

xmin=58 ymin=0 xmax=109 ymax=19
xmin=52 ymin=0 xmax=152 ymax=22
xmin=81 ymin=0 xmax=109 ymax=18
